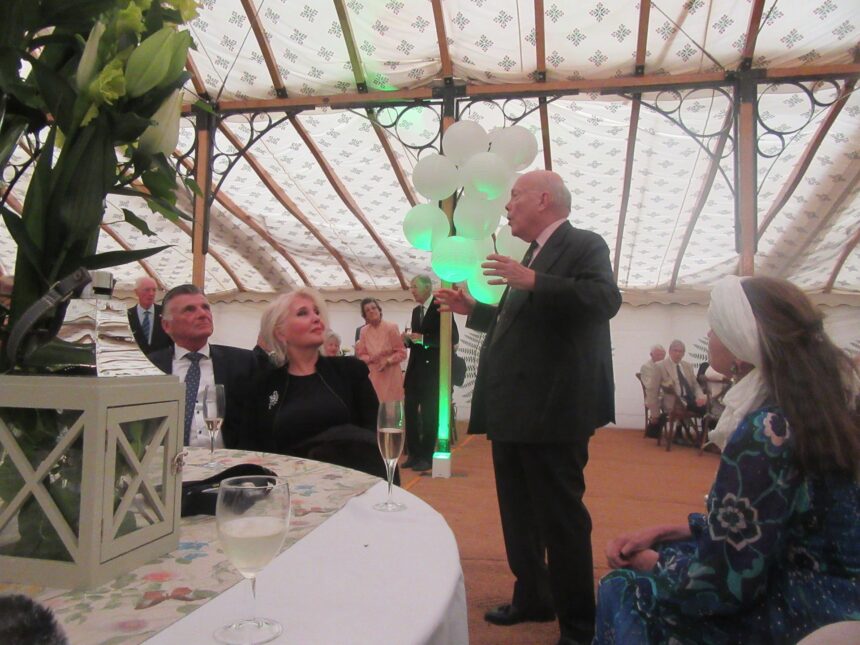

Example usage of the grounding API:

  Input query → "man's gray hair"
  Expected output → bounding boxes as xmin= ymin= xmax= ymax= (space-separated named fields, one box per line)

xmin=650 ymin=344 xmax=665 ymax=353
xmin=411 ymin=274 xmax=433 ymax=289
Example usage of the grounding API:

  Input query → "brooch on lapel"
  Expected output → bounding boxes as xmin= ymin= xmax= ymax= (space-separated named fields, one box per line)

xmin=268 ymin=391 xmax=279 ymax=409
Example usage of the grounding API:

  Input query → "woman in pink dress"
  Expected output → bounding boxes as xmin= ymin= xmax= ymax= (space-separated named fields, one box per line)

xmin=355 ymin=298 xmax=406 ymax=403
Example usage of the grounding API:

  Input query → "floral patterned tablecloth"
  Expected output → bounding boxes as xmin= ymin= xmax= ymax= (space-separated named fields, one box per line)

xmin=0 ymin=448 xmax=378 ymax=645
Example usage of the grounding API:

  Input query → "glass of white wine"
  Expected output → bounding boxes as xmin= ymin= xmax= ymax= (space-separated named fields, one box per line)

xmin=215 ymin=475 xmax=291 ymax=644
xmin=202 ymin=384 xmax=225 ymax=468
xmin=373 ymin=400 xmax=406 ymax=512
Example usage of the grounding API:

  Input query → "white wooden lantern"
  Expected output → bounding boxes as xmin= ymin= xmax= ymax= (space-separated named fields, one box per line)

xmin=0 ymin=375 xmax=184 ymax=588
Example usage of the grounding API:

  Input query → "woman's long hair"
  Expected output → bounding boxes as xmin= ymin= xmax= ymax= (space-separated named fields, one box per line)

xmin=742 ymin=277 xmax=859 ymax=478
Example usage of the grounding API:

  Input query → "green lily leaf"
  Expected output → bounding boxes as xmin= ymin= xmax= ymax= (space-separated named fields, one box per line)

xmin=144 ymin=196 xmax=188 ymax=222
xmin=0 ymin=116 xmax=27 ymax=171
xmin=1 ymin=207 xmax=43 ymax=279
xmin=28 ymin=54 xmax=78 ymax=134
xmin=192 ymin=99 xmax=216 ymax=115
xmin=121 ymin=207 xmax=155 ymax=236
xmin=184 ymin=175 xmax=203 ymax=197
xmin=81 ymin=245 xmax=171 ymax=270
xmin=38 ymin=0 xmax=117 ymax=27
xmin=142 ymin=166 xmax=178 ymax=204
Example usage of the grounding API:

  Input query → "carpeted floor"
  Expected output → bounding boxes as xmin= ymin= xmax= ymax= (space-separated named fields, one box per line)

xmin=398 ymin=426 xmax=720 ymax=645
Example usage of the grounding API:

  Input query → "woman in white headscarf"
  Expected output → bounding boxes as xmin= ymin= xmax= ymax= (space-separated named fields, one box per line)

xmin=594 ymin=276 xmax=860 ymax=644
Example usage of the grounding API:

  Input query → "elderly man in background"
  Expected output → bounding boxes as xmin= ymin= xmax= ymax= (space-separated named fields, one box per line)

xmin=659 ymin=339 xmax=707 ymax=418
xmin=436 ymin=169 xmax=621 ymax=645
xmin=640 ymin=344 xmax=666 ymax=438
xmin=127 ymin=276 xmax=172 ymax=355
xmin=148 ymin=284 xmax=256 ymax=449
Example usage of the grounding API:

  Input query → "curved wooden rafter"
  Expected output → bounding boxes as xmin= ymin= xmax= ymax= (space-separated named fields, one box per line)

xmin=533 ymin=1 xmax=552 ymax=171
xmin=185 ymin=53 xmax=208 ymax=99
xmin=128 ymin=180 xmax=244 ymax=291
xmin=669 ymin=108 xmax=734 ymax=292
xmin=175 ymin=154 xmax=311 ymax=287
xmin=824 ymin=225 xmax=860 ymax=293
xmin=169 ymin=217 xmax=246 ymax=291
xmin=333 ymin=0 xmax=367 ymax=91
xmin=239 ymin=0 xmax=287 ymax=97
xmin=757 ymin=77 xmax=857 ymax=239
xmin=613 ymin=0 xmax=650 ymax=282
xmin=288 ymin=116 xmax=407 ymax=289
xmin=741 ymin=0 xmax=767 ymax=66
xmin=776 ymin=165 xmax=860 ymax=278
xmin=367 ymin=109 xmax=419 ymax=207
xmin=430 ymin=0 xmax=453 ymax=79
xmin=217 ymin=122 xmax=361 ymax=288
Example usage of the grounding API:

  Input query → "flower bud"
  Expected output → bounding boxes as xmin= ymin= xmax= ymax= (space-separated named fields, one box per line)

xmin=125 ymin=27 xmax=174 ymax=97
xmin=76 ymin=21 xmax=106 ymax=92
xmin=168 ymin=0 xmax=200 ymax=22
xmin=87 ymin=58 xmax=126 ymax=105
xmin=137 ymin=89 xmax=183 ymax=156
xmin=160 ymin=30 xmax=193 ymax=88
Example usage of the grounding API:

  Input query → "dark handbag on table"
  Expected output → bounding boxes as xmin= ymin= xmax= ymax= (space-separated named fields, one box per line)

xmin=181 ymin=463 xmax=278 ymax=517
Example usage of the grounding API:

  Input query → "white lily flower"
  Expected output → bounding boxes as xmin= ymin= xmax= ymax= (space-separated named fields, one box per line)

xmin=138 ymin=90 xmax=182 ymax=157
xmin=76 ymin=21 xmax=106 ymax=92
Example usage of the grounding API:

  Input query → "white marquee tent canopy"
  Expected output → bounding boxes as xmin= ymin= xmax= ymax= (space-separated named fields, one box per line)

xmin=2 ymin=0 xmax=859 ymax=303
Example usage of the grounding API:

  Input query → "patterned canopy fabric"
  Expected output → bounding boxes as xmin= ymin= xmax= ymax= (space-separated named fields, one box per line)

xmin=2 ymin=0 xmax=858 ymax=300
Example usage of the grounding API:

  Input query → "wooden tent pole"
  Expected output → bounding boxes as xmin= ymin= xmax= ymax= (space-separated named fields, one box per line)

xmin=192 ymin=107 xmax=215 ymax=288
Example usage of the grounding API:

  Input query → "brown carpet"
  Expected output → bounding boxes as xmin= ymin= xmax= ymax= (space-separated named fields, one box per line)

xmin=398 ymin=427 xmax=720 ymax=645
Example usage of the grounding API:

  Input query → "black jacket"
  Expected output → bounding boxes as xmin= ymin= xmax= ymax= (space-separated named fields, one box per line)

xmin=148 ymin=344 xmax=257 ymax=448
xmin=127 ymin=304 xmax=172 ymax=355
xmin=467 ymin=222 xmax=621 ymax=442
xmin=242 ymin=356 xmax=379 ymax=453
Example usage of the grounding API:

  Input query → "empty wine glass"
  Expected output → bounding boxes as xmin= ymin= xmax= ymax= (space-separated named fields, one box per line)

xmin=202 ymin=384 xmax=225 ymax=468
xmin=215 ymin=475 xmax=291 ymax=644
xmin=374 ymin=400 xmax=406 ymax=512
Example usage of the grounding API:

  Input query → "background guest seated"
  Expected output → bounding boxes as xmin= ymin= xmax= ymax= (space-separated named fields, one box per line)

xmin=242 ymin=289 xmax=384 ymax=478
xmin=659 ymin=339 xmax=707 ymax=415
xmin=321 ymin=329 xmax=342 ymax=357
xmin=640 ymin=344 xmax=665 ymax=438
xmin=594 ymin=276 xmax=860 ymax=644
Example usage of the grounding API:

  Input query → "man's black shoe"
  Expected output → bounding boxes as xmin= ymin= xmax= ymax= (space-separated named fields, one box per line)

xmin=484 ymin=604 xmax=555 ymax=626
xmin=411 ymin=459 xmax=432 ymax=472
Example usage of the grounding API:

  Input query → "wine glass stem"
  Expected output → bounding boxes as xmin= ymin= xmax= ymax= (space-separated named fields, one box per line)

xmin=250 ymin=575 xmax=257 ymax=622
xmin=209 ymin=432 xmax=215 ymax=457
xmin=386 ymin=465 xmax=394 ymax=502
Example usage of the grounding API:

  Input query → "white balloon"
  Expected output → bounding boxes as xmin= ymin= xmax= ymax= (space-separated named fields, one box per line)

xmin=454 ymin=194 xmax=504 ymax=240
xmin=412 ymin=153 xmax=460 ymax=200
xmin=467 ymin=268 xmax=506 ymax=305
xmin=488 ymin=125 xmax=539 ymax=171
xmin=402 ymin=203 xmax=451 ymax=251
xmin=460 ymin=152 xmax=513 ymax=201
xmin=494 ymin=225 xmax=529 ymax=259
xmin=442 ymin=120 xmax=489 ymax=165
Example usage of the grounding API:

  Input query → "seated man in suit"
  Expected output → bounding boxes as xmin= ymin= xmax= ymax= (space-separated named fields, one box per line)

xmin=659 ymin=339 xmax=707 ymax=417
xmin=148 ymin=284 xmax=257 ymax=449
xmin=640 ymin=344 xmax=665 ymax=438
xmin=127 ymin=277 xmax=172 ymax=355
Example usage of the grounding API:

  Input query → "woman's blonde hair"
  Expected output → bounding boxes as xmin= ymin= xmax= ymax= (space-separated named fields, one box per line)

xmin=258 ymin=288 xmax=330 ymax=367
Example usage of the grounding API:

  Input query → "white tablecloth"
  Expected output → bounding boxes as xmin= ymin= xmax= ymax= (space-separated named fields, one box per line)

xmin=143 ymin=481 xmax=469 ymax=644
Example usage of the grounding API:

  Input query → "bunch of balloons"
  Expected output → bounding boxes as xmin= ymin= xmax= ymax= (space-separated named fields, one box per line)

xmin=402 ymin=121 xmax=539 ymax=304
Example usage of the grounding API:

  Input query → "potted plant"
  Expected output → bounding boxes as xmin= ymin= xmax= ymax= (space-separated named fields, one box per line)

xmin=0 ymin=0 xmax=199 ymax=587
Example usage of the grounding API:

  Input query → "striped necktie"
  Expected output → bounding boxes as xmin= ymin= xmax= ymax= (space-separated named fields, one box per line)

xmin=141 ymin=310 xmax=151 ymax=342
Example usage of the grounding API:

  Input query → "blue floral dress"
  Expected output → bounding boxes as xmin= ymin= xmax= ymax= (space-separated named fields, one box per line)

xmin=594 ymin=406 xmax=860 ymax=644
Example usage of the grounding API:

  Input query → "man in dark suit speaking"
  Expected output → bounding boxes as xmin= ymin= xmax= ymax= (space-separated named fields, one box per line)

xmin=127 ymin=276 xmax=172 ymax=355
xmin=148 ymin=284 xmax=256 ymax=449
xmin=436 ymin=170 xmax=621 ymax=645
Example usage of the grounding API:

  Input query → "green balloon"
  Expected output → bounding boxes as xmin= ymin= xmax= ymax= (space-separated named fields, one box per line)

xmin=467 ymin=270 xmax=505 ymax=305
xmin=403 ymin=203 xmax=450 ymax=251
xmin=431 ymin=236 xmax=479 ymax=283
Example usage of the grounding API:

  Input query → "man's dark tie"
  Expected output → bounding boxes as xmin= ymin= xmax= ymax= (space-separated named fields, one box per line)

xmin=676 ymin=363 xmax=692 ymax=401
xmin=142 ymin=310 xmax=151 ymax=342
xmin=183 ymin=352 xmax=203 ymax=444
xmin=521 ymin=241 xmax=539 ymax=267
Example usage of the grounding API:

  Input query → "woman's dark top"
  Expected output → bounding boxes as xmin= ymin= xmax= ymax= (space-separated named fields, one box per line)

xmin=242 ymin=355 xmax=379 ymax=455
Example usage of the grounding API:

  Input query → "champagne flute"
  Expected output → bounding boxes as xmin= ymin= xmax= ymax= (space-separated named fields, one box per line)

xmin=202 ymin=384 xmax=225 ymax=468
xmin=373 ymin=400 xmax=406 ymax=512
xmin=215 ymin=475 xmax=291 ymax=645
